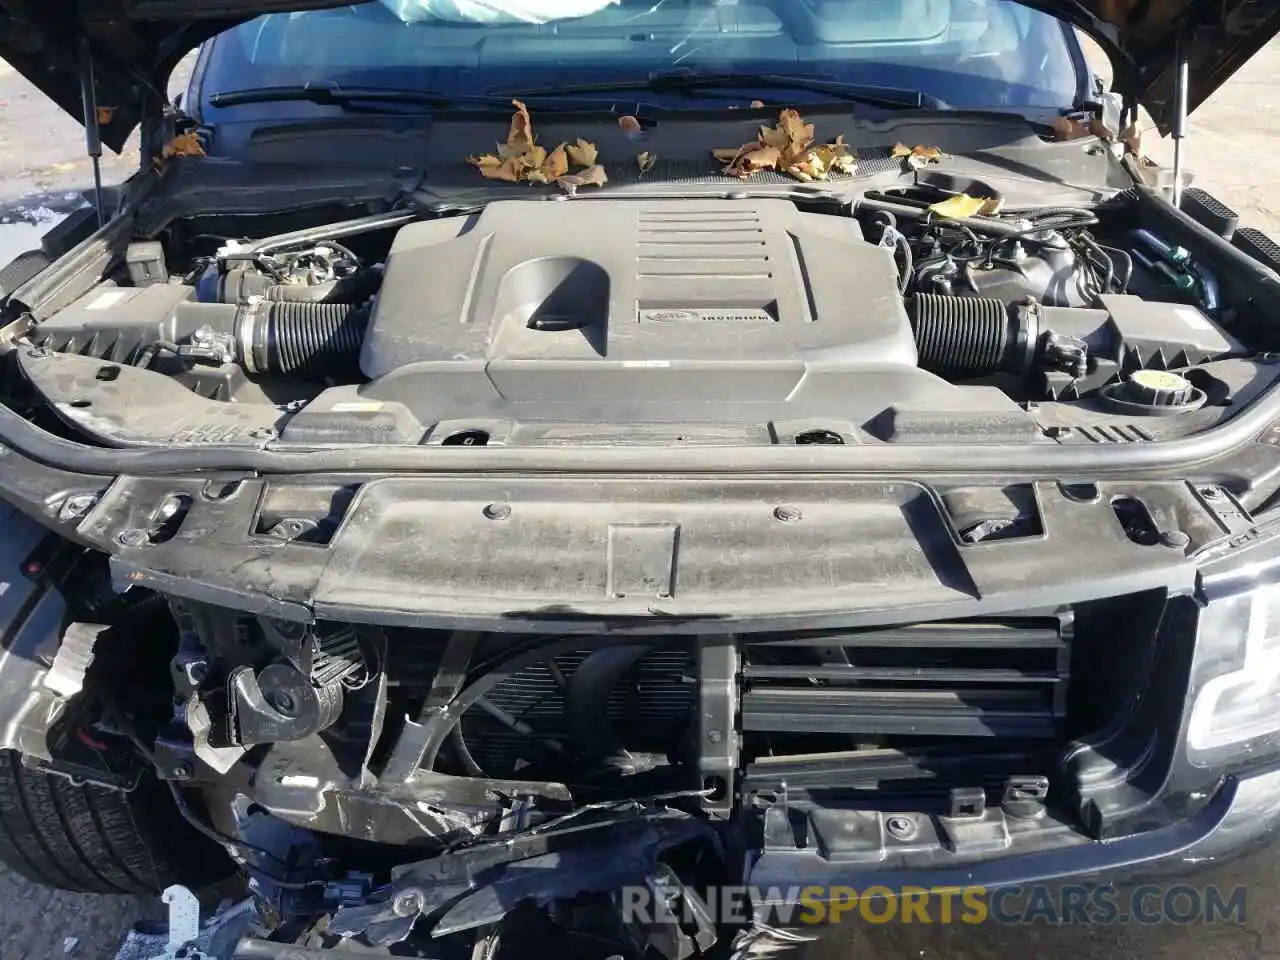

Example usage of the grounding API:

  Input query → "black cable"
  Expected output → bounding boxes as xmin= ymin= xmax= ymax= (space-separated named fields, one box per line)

xmin=1098 ymin=243 xmax=1134 ymax=292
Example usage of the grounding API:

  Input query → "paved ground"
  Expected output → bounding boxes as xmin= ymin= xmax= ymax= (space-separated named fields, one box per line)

xmin=0 ymin=32 xmax=1278 ymax=960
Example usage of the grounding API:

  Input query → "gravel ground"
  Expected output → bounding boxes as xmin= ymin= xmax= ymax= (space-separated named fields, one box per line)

xmin=0 ymin=33 xmax=1277 ymax=960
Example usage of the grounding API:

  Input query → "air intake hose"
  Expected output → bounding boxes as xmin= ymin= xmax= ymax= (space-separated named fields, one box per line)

xmin=909 ymin=295 xmax=1042 ymax=378
xmin=238 ymin=301 xmax=367 ymax=377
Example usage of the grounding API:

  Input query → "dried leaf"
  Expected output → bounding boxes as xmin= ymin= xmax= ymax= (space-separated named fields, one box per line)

xmin=566 ymin=137 xmax=599 ymax=168
xmin=892 ymin=142 xmax=944 ymax=165
xmin=508 ymin=99 xmax=535 ymax=152
xmin=779 ymin=109 xmax=815 ymax=151
xmin=927 ymin=192 xmax=1005 ymax=218
xmin=544 ymin=142 xmax=569 ymax=180
xmin=814 ymin=136 xmax=856 ymax=176
xmin=96 ymin=106 xmax=116 ymax=126
xmin=786 ymin=152 xmax=827 ymax=183
xmin=556 ymin=164 xmax=609 ymax=196
xmin=928 ymin=194 xmax=988 ymax=219
xmin=725 ymin=144 xmax=781 ymax=178
xmin=165 ymin=132 xmax=205 ymax=159
xmin=618 ymin=115 xmax=642 ymax=134
xmin=759 ymin=122 xmax=789 ymax=151
xmin=637 ymin=151 xmax=657 ymax=175
xmin=468 ymin=153 xmax=521 ymax=182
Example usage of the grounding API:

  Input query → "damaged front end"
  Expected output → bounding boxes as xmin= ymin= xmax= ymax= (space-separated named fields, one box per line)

xmin=5 ymin=495 xmax=1207 ymax=960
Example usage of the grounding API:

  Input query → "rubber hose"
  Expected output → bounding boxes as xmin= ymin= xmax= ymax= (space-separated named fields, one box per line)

xmin=243 ymin=301 xmax=367 ymax=377
xmin=909 ymin=294 xmax=1035 ymax=377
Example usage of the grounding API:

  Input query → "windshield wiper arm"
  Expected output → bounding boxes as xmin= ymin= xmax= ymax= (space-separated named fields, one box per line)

xmin=489 ymin=71 xmax=949 ymax=111
xmin=208 ymin=81 xmax=504 ymax=110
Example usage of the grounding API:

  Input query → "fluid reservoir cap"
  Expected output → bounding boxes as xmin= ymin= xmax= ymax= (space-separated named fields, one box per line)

xmin=1124 ymin=370 xmax=1197 ymax=407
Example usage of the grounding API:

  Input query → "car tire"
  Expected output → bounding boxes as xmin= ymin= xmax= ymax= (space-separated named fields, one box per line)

xmin=0 ymin=750 xmax=222 ymax=893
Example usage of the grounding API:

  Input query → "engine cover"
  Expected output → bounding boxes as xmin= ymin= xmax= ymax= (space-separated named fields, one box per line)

xmin=359 ymin=200 xmax=919 ymax=419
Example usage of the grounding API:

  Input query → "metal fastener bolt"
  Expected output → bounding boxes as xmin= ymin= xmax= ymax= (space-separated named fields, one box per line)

xmin=885 ymin=815 xmax=917 ymax=840
xmin=170 ymin=761 xmax=193 ymax=782
xmin=115 ymin=528 xmax=149 ymax=548
xmin=1160 ymin=530 xmax=1190 ymax=549
xmin=181 ymin=659 xmax=209 ymax=687
xmin=25 ymin=346 xmax=51 ymax=360
xmin=773 ymin=505 xmax=802 ymax=523
xmin=483 ymin=503 xmax=511 ymax=521
xmin=393 ymin=890 xmax=424 ymax=917
xmin=1200 ymin=487 xmax=1224 ymax=501
xmin=58 ymin=494 xmax=97 ymax=521
xmin=707 ymin=729 xmax=723 ymax=744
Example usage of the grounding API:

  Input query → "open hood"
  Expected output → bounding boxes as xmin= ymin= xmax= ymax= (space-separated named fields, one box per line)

xmin=0 ymin=0 xmax=1277 ymax=151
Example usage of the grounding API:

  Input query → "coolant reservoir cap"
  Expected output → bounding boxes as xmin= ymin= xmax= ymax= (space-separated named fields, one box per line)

xmin=1124 ymin=370 xmax=1196 ymax=407
xmin=1099 ymin=369 xmax=1206 ymax=415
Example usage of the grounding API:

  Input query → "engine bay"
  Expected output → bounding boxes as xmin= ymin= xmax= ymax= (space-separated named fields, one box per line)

xmin=10 ymin=186 xmax=1274 ymax=451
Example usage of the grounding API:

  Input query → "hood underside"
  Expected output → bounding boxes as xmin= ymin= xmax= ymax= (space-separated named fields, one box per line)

xmin=0 ymin=0 xmax=1277 ymax=150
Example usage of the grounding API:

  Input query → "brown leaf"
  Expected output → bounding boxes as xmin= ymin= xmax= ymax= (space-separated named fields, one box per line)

xmin=161 ymin=132 xmax=205 ymax=160
xmin=618 ymin=115 xmax=642 ymax=134
xmin=556 ymin=164 xmax=609 ymax=196
xmin=544 ymin=142 xmax=569 ymax=180
xmin=469 ymin=153 xmax=521 ymax=182
xmin=815 ymin=135 xmax=856 ymax=176
xmin=508 ymin=99 xmax=535 ymax=152
xmin=566 ymin=137 xmax=598 ymax=168
xmin=637 ymin=151 xmax=657 ymax=175
xmin=726 ymin=144 xmax=781 ymax=178
xmin=759 ymin=122 xmax=789 ymax=151
xmin=96 ymin=106 xmax=116 ymax=126
xmin=778 ymin=108 xmax=815 ymax=151
xmin=892 ymin=142 xmax=943 ymax=163
xmin=787 ymin=151 xmax=828 ymax=183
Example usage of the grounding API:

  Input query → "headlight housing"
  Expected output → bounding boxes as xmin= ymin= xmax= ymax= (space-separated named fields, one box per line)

xmin=1187 ymin=542 xmax=1280 ymax=766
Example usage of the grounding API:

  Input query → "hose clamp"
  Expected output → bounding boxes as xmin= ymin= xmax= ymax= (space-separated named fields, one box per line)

xmin=238 ymin=296 xmax=262 ymax=374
